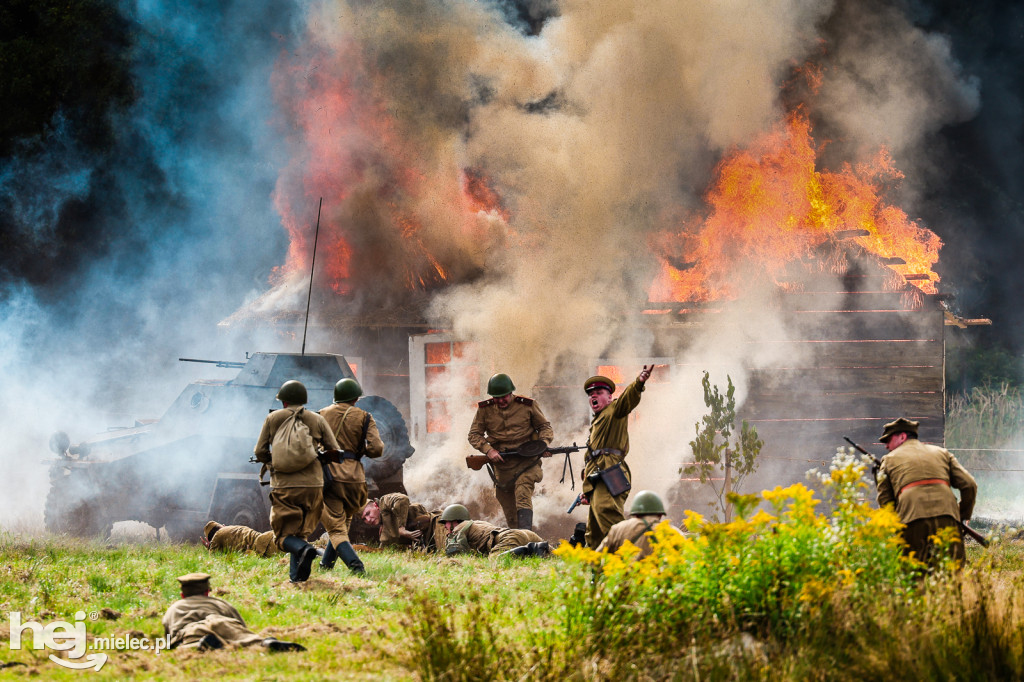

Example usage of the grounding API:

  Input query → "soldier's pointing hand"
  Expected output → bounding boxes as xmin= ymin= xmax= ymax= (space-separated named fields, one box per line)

xmin=638 ymin=365 xmax=654 ymax=384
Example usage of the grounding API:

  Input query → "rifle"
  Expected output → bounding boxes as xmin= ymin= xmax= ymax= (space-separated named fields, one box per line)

xmin=465 ymin=441 xmax=585 ymax=471
xmin=566 ymin=492 xmax=588 ymax=514
xmin=843 ymin=436 xmax=989 ymax=548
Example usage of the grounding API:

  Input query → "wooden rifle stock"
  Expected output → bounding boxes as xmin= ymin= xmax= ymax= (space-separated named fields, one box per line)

xmin=466 ymin=455 xmax=490 ymax=471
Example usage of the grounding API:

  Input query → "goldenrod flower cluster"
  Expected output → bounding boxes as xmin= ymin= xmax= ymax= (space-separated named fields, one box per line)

xmin=554 ymin=452 xmax=921 ymax=634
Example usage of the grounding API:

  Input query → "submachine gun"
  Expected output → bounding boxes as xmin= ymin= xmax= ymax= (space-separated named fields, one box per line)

xmin=843 ymin=436 xmax=988 ymax=547
xmin=466 ymin=440 xmax=585 ymax=471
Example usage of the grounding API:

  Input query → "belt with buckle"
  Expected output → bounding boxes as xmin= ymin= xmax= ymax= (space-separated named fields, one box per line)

xmin=585 ymin=448 xmax=624 ymax=464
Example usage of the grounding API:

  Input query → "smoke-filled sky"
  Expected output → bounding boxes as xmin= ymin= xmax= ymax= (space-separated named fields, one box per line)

xmin=2 ymin=0 xmax=1024 ymax=525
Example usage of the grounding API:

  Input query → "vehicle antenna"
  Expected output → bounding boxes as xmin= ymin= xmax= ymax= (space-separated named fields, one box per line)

xmin=301 ymin=197 xmax=323 ymax=356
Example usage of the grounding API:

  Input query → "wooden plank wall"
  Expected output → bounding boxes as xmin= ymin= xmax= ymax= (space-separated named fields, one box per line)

xmin=660 ymin=268 xmax=946 ymax=488
xmin=744 ymin=275 xmax=945 ymax=484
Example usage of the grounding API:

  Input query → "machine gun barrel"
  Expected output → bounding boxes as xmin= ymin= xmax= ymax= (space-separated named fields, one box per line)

xmin=179 ymin=357 xmax=246 ymax=369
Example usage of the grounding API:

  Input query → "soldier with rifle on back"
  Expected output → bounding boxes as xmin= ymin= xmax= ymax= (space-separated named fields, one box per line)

xmin=317 ymin=377 xmax=384 ymax=574
xmin=467 ymin=373 xmax=554 ymax=531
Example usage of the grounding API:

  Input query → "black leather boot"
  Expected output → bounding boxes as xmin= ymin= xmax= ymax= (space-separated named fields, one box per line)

xmin=336 ymin=541 xmax=365 ymax=574
xmin=281 ymin=536 xmax=317 ymax=582
xmin=508 ymin=545 xmax=532 ymax=557
xmin=320 ymin=541 xmax=338 ymax=570
xmin=527 ymin=541 xmax=550 ymax=557
xmin=516 ymin=508 xmax=533 ymax=531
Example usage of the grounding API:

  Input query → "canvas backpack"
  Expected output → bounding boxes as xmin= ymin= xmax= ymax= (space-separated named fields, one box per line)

xmin=271 ymin=408 xmax=317 ymax=473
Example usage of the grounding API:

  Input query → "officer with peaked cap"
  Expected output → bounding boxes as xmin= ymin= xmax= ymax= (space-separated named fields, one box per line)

xmin=580 ymin=365 xmax=655 ymax=549
xmin=162 ymin=573 xmax=304 ymax=651
xmin=875 ymin=417 xmax=978 ymax=567
xmin=467 ymin=373 xmax=554 ymax=531
xmin=597 ymin=490 xmax=684 ymax=559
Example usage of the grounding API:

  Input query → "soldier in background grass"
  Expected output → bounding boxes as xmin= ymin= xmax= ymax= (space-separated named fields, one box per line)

xmin=317 ymin=377 xmax=384 ymax=574
xmin=468 ymin=373 xmax=554 ymax=531
xmin=202 ymin=521 xmax=278 ymax=557
xmin=162 ymin=573 xmax=304 ymax=652
xmin=360 ymin=493 xmax=443 ymax=551
xmin=253 ymin=380 xmax=340 ymax=583
xmin=439 ymin=504 xmax=550 ymax=558
xmin=597 ymin=490 xmax=682 ymax=559
xmin=875 ymin=417 xmax=978 ymax=567
xmin=581 ymin=365 xmax=654 ymax=549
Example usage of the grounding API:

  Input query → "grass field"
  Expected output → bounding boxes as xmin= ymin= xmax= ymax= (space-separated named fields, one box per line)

xmin=0 ymin=522 xmax=1021 ymax=680
xmin=0 ymin=534 xmax=561 ymax=680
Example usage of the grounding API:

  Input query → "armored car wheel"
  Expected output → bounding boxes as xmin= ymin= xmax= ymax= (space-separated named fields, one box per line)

xmin=215 ymin=488 xmax=270 ymax=532
xmin=359 ymin=395 xmax=415 ymax=480
xmin=44 ymin=465 xmax=112 ymax=538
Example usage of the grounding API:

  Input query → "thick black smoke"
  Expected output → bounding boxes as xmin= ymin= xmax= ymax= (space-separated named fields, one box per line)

xmin=0 ymin=0 xmax=304 ymax=522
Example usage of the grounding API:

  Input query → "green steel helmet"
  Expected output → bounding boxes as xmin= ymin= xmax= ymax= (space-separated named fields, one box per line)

xmin=630 ymin=490 xmax=666 ymax=516
xmin=276 ymin=380 xmax=308 ymax=405
xmin=333 ymin=377 xmax=363 ymax=403
xmin=486 ymin=373 xmax=515 ymax=398
xmin=440 ymin=504 xmax=471 ymax=522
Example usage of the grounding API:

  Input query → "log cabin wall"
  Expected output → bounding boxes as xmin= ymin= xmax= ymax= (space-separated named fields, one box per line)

xmin=665 ymin=263 xmax=946 ymax=486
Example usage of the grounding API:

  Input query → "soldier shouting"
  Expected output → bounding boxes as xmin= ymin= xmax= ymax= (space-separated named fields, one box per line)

xmin=581 ymin=365 xmax=654 ymax=549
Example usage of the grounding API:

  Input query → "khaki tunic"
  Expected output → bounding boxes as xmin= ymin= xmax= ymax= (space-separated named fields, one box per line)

xmin=209 ymin=525 xmax=278 ymax=557
xmin=597 ymin=517 xmax=682 ymax=559
xmin=876 ymin=438 xmax=977 ymax=564
xmin=254 ymin=406 xmax=339 ymax=549
xmin=468 ymin=396 xmax=553 ymax=526
xmin=162 ymin=596 xmax=264 ymax=649
xmin=318 ymin=402 xmax=384 ymax=546
xmin=583 ymin=378 xmax=645 ymax=548
xmin=876 ymin=439 xmax=977 ymax=524
xmin=253 ymin=406 xmax=340 ymax=489
xmin=378 ymin=493 xmax=429 ymax=546
xmin=446 ymin=520 xmax=543 ymax=557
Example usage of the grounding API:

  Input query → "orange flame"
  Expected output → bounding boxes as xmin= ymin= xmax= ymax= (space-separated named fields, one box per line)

xmin=648 ymin=112 xmax=942 ymax=302
xmin=271 ymin=39 xmax=498 ymax=296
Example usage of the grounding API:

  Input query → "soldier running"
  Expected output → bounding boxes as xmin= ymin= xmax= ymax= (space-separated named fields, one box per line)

xmin=438 ymin=504 xmax=550 ymax=558
xmin=581 ymin=365 xmax=654 ymax=549
xmin=253 ymin=380 xmax=340 ymax=583
xmin=468 ymin=373 xmax=553 ymax=531
xmin=317 ymin=377 xmax=383 ymax=574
